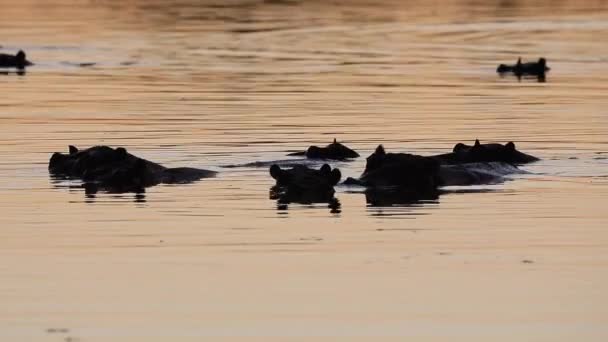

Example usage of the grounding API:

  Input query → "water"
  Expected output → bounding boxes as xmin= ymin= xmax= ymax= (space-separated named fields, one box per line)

xmin=1 ymin=0 xmax=607 ymax=340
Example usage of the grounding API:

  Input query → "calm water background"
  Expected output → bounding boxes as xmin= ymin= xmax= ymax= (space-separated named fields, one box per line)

xmin=1 ymin=0 xmax=607 ymax=340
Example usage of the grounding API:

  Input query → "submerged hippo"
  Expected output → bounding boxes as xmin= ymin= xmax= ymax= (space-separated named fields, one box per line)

xmin=287 ymin=139 xmax=359 ymax=160
xmin=269 ymin=164 xmax=342 ymax=209
xmin=352 ymin=146 xmax=441 ymax=189
xmin=497 ymin=57 xmax=549 ymax=77
xmin=270 ymin=164 xmax=341 ymax=192
xmin=344 ymin=145 xmax=517 ymax=190
xmin=49 ymin=145 xmax=216 ymax=193
xmin=0 ymin=50 xmax=33 ymax=69
xmin=432 ymin=139 xmax=539 ymax=165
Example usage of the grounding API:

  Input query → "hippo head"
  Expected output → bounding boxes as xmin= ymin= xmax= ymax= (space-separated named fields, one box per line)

xmin=466 ymin=139 xmax=538 ymax=164
xmin=364 ymin=145 xmax=388 ymax=175
xmin=270 ymin=163 xmax=341 ymax=190
xmin=305 ymin=146 xmax=325 ymax=158
xmin=326 ymin=138 xmax=359 ymax=158
xmin=49 ymin=145 xmax=80 ymax=174
xmin=305 ymin=138 xmax=359 ymax=160
xmin=49 ymin=145 xmax=129 ymax=176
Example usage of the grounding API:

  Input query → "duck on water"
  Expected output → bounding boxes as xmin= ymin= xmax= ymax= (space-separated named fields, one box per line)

xmin=0 ymin=50 xmax=33 ymax=69
xmin=497 ymin=57 xmax=549 ymax=80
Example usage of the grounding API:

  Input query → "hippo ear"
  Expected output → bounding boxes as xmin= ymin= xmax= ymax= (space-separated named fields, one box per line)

xmin=115 ymin=147 xmax=127 ymax=158
xmin=333 ymin=138 xmax=337 ymax=144
xmin=506 ymin=141 xmax=516 ymax=150
xmin=269 ymin=164 xmax=282 ymax=180
xmin=453 ymin=143 xmax=466 ymax=152
xmin=474 ymin=139 xmax=481 ymax=147
xmin=320 ymin=164 xmax=331 ymax=175
xmin=329 ymin=168 xmax=341 ymax=186
xmin=69 ymin=145 xmax=78 ymax=154
xmin=375 ymin=145 xmax=385 ymax=155
xmin=517 ymin=57 xmax=522 ymax=65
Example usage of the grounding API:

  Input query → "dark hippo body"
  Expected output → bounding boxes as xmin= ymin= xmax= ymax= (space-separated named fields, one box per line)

xmin=432 ymin=139 xmax=539 ymax=165
xmin=497 ymin=57 xmax=549 ymax=77
xmin=49 ymin=145 xmax=216 ymax=193
xmin=344 ymin=145 xmax=522 ymax=190
xmin=287 ymin=139 xmax=359 ymax=160
xmin=0 ymin=50 xmax=33 ymax=69
xmin=350 ymin=148 xmax=441 ymax=189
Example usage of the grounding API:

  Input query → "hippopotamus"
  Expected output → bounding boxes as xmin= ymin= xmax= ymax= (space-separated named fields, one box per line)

xmin=344 ymin=145 xmax=516 ymax=190
xmin=351 ymin=146 xmax=441 ymax=189
xmin=0 ymin=50 xmax=33 ymax=69
xmin=49 ymin=145 xmax=216 ymax=193
xmin=269 ymin=164 xmax=342 ymax=210
xmin=497 ymin=57 xmax=549 ymax=77
xmin=287 ymin=139 xmax=359 ymax=160
xmin=432 ymin=139 xmax=539 ymax=165
xmin=270 ymin=163 xmax=341 ymax=192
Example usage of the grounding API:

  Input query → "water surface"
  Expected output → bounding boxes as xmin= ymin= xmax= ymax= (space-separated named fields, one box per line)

xmin=1 ymin=0 xmax=607 ymax=341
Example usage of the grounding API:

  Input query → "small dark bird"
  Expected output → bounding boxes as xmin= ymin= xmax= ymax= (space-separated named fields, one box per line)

xmin=0 ymin=50 xmax=33 ymax=69
xmin=497 ymin=57 xmax=549 ymax=76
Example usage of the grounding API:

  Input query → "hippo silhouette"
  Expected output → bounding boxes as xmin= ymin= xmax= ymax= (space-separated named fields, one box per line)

xmin=49 ymin=145 xmax=216 ymax=193
xmin=287 ymin=139 xmax=359 ymax=160
xmin=0 ymin=50 xmax=33 ymax=69
xmin=432 ymin=139 xmax=539 ymax=165
xmin=351 ymin=146 xmax=441 ymax=189
xmin=497 ymin=57 xmax=549 ymax=81
xmin=344 ymin=145 xmax=515 ymax=190
xmin=270 ymin=163 xmax=341 ymax=192
xmin=269 ymin=164 xmax=342 ymax=210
